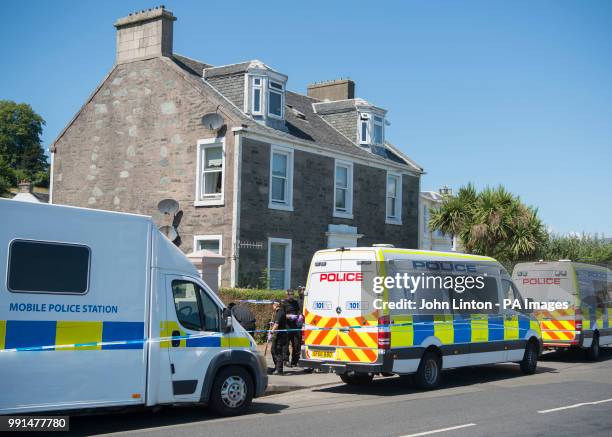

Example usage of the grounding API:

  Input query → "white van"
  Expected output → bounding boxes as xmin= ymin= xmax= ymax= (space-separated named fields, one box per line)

xmin=512 ymin=261 xmax=612 ymax=360
xmin=299 ymin=247 xmax=542 ymax=389
xmin=0 ymin=199 xmax=267 ymax=416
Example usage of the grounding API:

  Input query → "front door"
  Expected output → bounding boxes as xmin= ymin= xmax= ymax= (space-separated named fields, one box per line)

xmin=163 ymin=275 xmax=223 ymax=402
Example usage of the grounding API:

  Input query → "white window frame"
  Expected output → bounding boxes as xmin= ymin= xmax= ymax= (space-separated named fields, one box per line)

xmin=267 ymin=237 xmax=292 ymax=290
xmin=359 ymin=113 xmax=370 ymax=145
xmin=193 ymin=234 xmax=223 ymax=254
xmin=195 ymin=138 xmax=225 ymax=207
xmin=267 ymin=80 xmax=285 ymax=120
xmin=372 ymin=115 xmax=384 ymax=145
xmin=251 ymin=76 xmax=263 ymax=115
xmin=386 ymin=171 xmax=402 ymax=225
xmin=333 ymin=159 xmax=353 ymax=219
xmin=268 ymin=144 xmax=294 ymax=211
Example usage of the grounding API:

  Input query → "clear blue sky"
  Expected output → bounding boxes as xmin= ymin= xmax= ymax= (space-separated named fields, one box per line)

xmin=3 ymin=0 xmax=611 ymax=235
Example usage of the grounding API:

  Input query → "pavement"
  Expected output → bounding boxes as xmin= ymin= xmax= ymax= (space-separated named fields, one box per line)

xmin=257 ymin=343 xmax=341 ymax=395
xmin=63 ymin=347 xmax=612 ymax=436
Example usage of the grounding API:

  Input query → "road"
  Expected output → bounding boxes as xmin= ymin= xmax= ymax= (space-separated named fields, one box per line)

xmin=67 ymin=348 xmax=612 ymax=437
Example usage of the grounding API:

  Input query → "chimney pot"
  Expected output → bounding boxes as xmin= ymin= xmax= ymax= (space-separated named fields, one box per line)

xmin=307 ymin=79 xmax=355 ymax=101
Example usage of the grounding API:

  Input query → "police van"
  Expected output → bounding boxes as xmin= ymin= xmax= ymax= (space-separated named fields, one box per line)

xmin=299 ymin=247 xmax=542 ymax=389
xmin=0 ymin=199 xmax=267 ymax=415
xmin=512 ymin=260 xmax=612 ymax=360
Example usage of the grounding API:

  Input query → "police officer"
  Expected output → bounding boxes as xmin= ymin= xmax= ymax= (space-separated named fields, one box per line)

xmin=269 ymin=299 xmax=287 ymax=375
xmin=283 ymin=289 xmax=302 ymax=367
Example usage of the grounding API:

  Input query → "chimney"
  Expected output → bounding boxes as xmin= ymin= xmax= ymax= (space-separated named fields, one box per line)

xmin=307 ymin=79 xmax=355 ymax=101
xmin=18 ymin=180 xmax=33 ymax=194
xmin=114 ymin=6 xmax=176 ymax=64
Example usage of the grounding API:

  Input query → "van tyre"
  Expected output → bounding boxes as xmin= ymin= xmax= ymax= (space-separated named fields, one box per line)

xmin=586 ymin=333 xmax=600 ymax=361
xmin=208 ymin=366 xmax=253 ymax=416
xmin=339 ymin=371 xmax=374 ymax=385
xmin=520 ymin=341 xmax=538 ymax=374
xmin=415 ymin=351 xmax=441 ymax=390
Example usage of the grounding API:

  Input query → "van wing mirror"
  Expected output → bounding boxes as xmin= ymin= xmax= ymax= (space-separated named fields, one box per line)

xmin=221 ymin=307 xmax=233 ymax=333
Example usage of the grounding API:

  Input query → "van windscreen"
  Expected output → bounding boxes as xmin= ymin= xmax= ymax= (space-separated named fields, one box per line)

xmin=8 ymin=239 xmax=90 ymax=294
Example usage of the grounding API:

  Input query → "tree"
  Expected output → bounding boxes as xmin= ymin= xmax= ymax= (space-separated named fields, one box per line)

xmin=538 ymin=233 xmax=612 ymax=264
xmin=429 ymin=184 xmax=547 ymax=262
xmin=0 ymin=100 xmax=47 ymax=195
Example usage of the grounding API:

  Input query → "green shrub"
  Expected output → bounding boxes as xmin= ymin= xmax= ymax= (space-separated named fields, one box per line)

xmin=216 ymin=288 xmax=290 ymax=344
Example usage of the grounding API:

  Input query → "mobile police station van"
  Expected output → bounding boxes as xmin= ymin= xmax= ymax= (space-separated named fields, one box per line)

xmin=0 ymin=199 xmax=267 ymax=416
xmin=513 ymin=260 xmax=612 ymax=360
xmin=299 ymin=247 xmax=543 ymax=389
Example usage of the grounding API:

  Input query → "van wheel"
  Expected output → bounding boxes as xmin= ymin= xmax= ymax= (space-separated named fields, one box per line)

xmin=520 ymin=341 xmax=538 ymax=374
xmin=415 ymin=351 xmax=441 ymax=390
xmin=586 ymin=334 xmax=600 ymax=361
xmin=208 ymin=366 xmax=253 ymax=416
xmin=339 ymin=371 xmax=374 ymax=385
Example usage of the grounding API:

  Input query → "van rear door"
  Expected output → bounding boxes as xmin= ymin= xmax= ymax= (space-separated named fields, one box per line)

xmin=303 ymin=254 xmax=341 ymax=360
xmin=336 ymin=251 xmax=379 ymax=364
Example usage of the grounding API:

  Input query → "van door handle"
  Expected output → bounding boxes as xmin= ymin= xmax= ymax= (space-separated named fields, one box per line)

xmin=171 ymin=330 xmax=181 ymax=347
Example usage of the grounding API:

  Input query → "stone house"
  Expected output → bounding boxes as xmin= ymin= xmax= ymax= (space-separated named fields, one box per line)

xmin=50 ymin=6 xmax=423 ymax=289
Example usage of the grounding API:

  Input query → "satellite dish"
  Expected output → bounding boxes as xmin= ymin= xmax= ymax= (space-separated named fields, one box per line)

xmin=201 ymin=112 xmax=224 ymax=130
xmin=157 ymin=198 xmax=179 ymax=215
xmin=159 ymin=225 xmax=178 ymax=242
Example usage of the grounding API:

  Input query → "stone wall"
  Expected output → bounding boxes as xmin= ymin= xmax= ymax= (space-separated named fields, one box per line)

xmin=52 ymin=57 xmax=238 ymax=285
xmin=237 ymin=137 xmax=419 ymax=288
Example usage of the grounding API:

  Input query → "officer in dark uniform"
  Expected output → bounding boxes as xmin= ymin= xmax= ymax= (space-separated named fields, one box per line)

xmin=283 ymin=289 xmax=302 ymax=367
xmin=270 ymin=299 xmax=287 ymax=375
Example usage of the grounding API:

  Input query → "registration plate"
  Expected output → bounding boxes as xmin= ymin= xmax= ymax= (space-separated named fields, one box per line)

xmin=310 ymin=349 xmax=335 ymax=359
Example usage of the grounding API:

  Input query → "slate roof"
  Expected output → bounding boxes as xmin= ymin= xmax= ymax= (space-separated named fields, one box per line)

xmin=171 ymin=54 xmax=422 ymax=173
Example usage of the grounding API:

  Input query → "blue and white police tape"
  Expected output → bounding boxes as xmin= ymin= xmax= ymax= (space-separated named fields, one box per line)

xmin=0 ymin=319 xmax=523 ymax=353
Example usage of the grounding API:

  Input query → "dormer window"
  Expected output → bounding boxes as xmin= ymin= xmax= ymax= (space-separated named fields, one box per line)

xmin=247 ymin=71 xmax=287 ymax=122
xmin=359 ymin=112 xmax=385 ymax=145
xmin=268 ymin=81 xmax=284 ymax=118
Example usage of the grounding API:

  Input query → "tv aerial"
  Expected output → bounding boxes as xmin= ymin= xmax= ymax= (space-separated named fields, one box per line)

xmin=201 ymin=107 xmax=225 ymax=131
xmin=157 ymin=198 xmax=180 ymax=244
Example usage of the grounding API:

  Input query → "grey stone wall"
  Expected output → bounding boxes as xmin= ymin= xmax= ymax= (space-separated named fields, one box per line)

xmin=237 ymin=138 xmax=419 ymax=289
xmin=52 ymin=57 xmax=239 ymax=285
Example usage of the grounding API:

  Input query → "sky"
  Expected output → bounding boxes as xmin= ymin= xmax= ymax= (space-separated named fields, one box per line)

xmin=2 ymin=0 xmax=611 ymax=236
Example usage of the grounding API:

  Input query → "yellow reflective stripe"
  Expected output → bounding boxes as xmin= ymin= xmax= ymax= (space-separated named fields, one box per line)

xmin=504 ymin=315 xmax=519 ymax=340
xmin=160 ymin=321 xmax=185 ymax=348
xmin=530 ymin=320 xmax=541 ymax=336
xmin=434 ymin=314 xmax=454 ymax=344
xmin=390 ymin=315 xmax=413 ymax=347
xmin=471 ymin=314 xmax=488 ymax=342
xmin=221 ymin=336 xmax=251 ymax=348
xmin=0 ymin=320 xmax=5 ymax=350
xmin=382 ymin=248 xmax=496 ymax=262
xmin=56 ymin=321 xmax=103 ymax=350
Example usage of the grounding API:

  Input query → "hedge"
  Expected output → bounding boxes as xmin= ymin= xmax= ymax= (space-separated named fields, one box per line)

xmin=216 ymin=288 xmax=291 ymax=344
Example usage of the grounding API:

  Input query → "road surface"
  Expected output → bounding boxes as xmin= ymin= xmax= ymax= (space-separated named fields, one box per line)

xmin=66 ymin=348 xmax=612 ymax=437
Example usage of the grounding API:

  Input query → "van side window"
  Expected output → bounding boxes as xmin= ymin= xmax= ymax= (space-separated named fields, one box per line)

xmin=450 ymin=276 xmax=500 ymax=315
xmin=171 ymin=280 xmax=220 ymax=332
xmin=172 ymin=281 xmax=203 ymax=331
xmin=199 ymin=290 xmax=220 ymax=331
xmin=502 ymin=279 xmax=531 ymax=314
xmin=8 ymin=239 xmax=90 ymax=294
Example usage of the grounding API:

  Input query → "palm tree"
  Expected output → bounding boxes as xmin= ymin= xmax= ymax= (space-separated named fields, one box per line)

xmin=429 ymin=184 xmax=546 ymax=262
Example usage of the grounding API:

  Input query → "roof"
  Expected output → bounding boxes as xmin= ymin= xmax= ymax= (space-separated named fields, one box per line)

xmin=420 ymin=191 xmax=445 ymax=202
xmin=173 ymin=54 xmax=212 ymax=76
